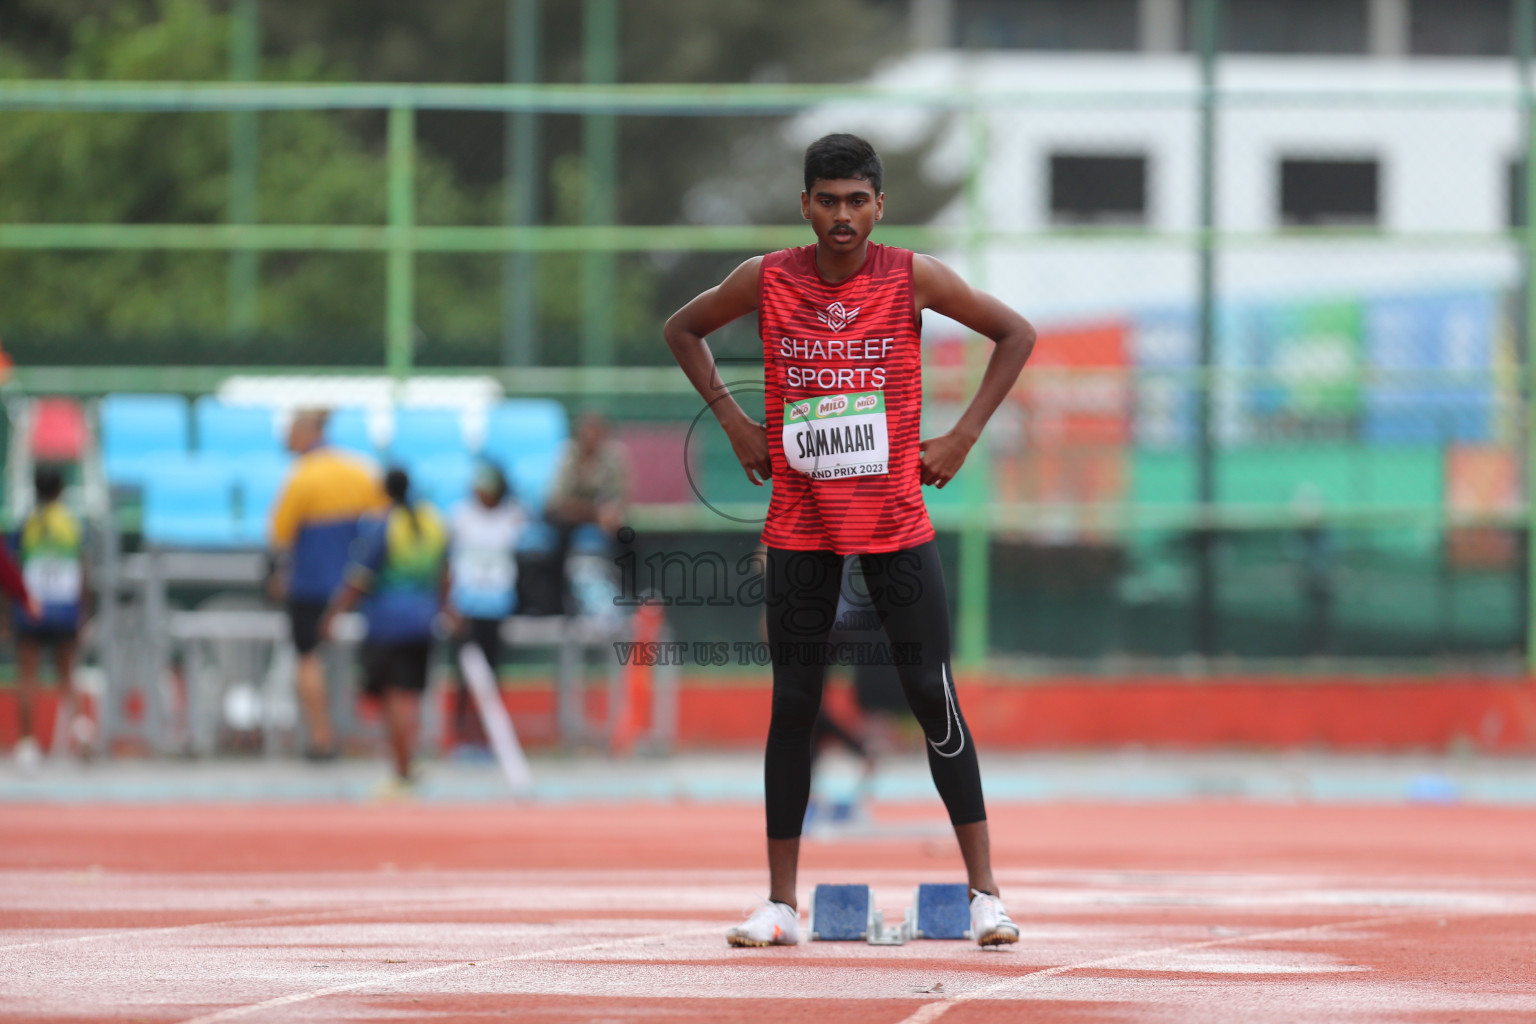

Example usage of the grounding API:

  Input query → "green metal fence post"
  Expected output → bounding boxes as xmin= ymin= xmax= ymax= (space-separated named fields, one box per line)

xmin=1518 ymin=0 xmax=1536 ymax=672
xmin=582 ymin=0 xmax=618 ymax=367
xmin=227 ymin=0 xmax=259 ymax=337
xmin=386 ymin=104 xmax=415 ymax=378
xmin=1193 ymin=0 xmax=1222 ymax=658
xmin=957 ymin=103 xmax=990 ymax=669
xmin=504 ymin=0 xmax=541 ymax=366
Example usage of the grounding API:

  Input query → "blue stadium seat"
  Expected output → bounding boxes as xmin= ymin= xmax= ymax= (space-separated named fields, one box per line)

xmin=324 ymin=408 xmax=376 ymax=457
xmin=235 ymin=455 xmax=294 ymax=545
xmin=391 ymin=408 xmax=467 ymax=466
xmin=195 ymin=398 xmax=282 ymax=458
xmin=511 ymin=448 xmax=563 ymax=512
xmin=483 ymin=400 xmax=569 ymax=470
xmin=142 ymin=457 xmax=241 ymax=548
xmin=100 ymin=394 xmax=190 ymax=486
xmin=406 ymin=453 xmax=477 ymax=511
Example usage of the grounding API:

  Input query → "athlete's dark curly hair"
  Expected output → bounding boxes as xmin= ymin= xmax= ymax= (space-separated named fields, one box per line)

xmin=384 ymin=466 xmax=419 ymax=534
xmin=804 ymin=133 xmax=883 ymax=194
xmin=34 ymin=465 xmax=64 ymax=503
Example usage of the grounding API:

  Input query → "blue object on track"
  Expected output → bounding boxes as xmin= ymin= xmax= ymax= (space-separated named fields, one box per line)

xmin=1407 ymin=773 xmax=1461 ymax=804
xmin=913 ymin=883 xmax=972 ymax=940
xmin=809 ymin=884 xmax=870 ymax=941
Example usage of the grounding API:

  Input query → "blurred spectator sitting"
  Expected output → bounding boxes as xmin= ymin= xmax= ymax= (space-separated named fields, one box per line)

xmin=9 ymin=467 xmax=82 ymax=770
xmin=268 ymin=409 xmax=386 ymax=760
xmin=547 ymin=411 xmax=628 ymax=543
xmin=321 ymin=467 xmax=447 ymax=793
xmin=545 ymin=412 xmax=629 ymax=616
xmin=446 ymin=463 xmax=525 ymax=750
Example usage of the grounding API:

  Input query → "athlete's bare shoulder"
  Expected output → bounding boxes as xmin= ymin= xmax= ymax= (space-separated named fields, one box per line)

xmin=911 ymin=251 xmax=1030 ymax=344
xmin=664 ymin=256 xmax=764 ymax=340
xmin=720 ymin=255 xmax=765 ymax=308
xmin=911 ymin=252 xmax=971 ymax=312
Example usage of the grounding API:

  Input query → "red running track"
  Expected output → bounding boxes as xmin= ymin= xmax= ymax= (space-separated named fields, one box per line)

xmin=1 ymin=802 xmax=1534 ymax=1023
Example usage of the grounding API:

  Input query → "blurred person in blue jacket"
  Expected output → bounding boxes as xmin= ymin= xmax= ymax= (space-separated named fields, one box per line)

xmin=320 ymin=468 xmax=447 ymax=791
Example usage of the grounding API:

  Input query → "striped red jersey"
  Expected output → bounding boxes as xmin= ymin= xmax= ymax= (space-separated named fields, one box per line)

xmin=759 ymin=242 xmax=934 ymax=554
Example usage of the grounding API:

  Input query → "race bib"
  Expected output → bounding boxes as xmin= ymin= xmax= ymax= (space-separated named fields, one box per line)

xmin=782 ymin=391 xmax=889 ymax=480
xmin=452 ymin=546 xmax=515 ymax=598
xmin=24 ymin=556 xmax=81 ymax=605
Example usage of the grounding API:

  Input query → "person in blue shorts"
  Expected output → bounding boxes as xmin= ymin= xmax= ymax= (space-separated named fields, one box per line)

xmin=10 ymin=468 xmax=80 ymax=769
xmin=320 ymin=468 xmax=447 ymax=790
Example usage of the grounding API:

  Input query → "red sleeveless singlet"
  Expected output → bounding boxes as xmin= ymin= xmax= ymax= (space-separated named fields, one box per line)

xmin=758 ymin=242 xmax=935 ymax=554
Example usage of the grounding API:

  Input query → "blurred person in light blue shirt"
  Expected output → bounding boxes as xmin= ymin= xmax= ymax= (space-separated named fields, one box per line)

xmin=446 ymin=463 xmax=525 ymax=750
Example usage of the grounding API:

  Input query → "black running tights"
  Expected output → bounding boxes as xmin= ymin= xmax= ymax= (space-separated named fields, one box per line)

xmin=763 ymin=541 xmax=986 ymax=839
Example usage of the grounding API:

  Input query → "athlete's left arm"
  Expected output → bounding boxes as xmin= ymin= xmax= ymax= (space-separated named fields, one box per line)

xmin=912 ymin=254 xmax=1036 ymax=487
xmin=318 ymin=522 xmax=383 ymax=642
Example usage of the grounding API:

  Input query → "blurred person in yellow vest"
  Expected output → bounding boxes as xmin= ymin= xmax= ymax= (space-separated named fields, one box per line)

xmin=268 ymin=409 xmax=387 ymax=760
xmin=9 ymin=467 xmax=81 ymax=772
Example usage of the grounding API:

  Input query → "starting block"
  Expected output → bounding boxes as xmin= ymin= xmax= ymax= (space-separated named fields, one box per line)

xmin=809 ymin=883 xmax=972 ymax=945
xmin=808 ymin=884 xmax=872 ymax=941
xmin=913 ymin=883 xmax=973 ymax=940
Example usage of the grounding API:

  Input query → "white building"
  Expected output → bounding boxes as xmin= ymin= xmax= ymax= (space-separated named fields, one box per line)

xmin=805 ymin=51 xmax=1523 ymax=325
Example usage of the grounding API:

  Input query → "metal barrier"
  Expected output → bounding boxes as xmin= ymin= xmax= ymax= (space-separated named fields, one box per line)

xmin=94 ymin=547 xmax=672 ymax=758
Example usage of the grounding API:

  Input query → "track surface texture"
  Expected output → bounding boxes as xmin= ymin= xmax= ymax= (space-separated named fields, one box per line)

xmin=2 ymin=802 xmax=1534 ymax=1023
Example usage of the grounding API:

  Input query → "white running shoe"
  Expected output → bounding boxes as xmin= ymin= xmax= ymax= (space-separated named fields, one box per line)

xmin=726 ymin=900 xmax=801 ymax=947
xmin=970 ymin=890 xmax=1020 ymax=947
xmin=13 ymin=737 xmax=41 ymax=775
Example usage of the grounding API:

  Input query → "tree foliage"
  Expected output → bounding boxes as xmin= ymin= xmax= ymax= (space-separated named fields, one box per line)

xmin=0 ymin=0 xmax=918 ymax=366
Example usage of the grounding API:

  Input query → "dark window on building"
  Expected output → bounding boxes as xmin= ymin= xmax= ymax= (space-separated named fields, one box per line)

xmin=1050 ymin=154 xmax=1148 ymax=225
xmin=1411 ymin=0 xmax=1511 ymax=56
xmin=1510 ymin=160 xmax=1528 ymax=228
xmin=957 ymin=0 xmax=1138 ymax=50
xmin=1279 ymin=159 xmax=1379 ymax=226
xmin=1183 ymin=0 xmax=1368 ymax=54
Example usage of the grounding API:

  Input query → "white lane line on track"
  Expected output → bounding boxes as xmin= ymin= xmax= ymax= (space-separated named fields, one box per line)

xmin=894 ymin=911 xmax=1438 ymax=1024
xmin=176 ymin=924 xmax=719 ymax=1024
xmin=0 ymin=894 xmax=515 ymax=953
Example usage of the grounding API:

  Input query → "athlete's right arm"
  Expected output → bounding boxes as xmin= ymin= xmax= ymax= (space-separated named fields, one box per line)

xmin=663 ymin=257 xmax=771 ymax=485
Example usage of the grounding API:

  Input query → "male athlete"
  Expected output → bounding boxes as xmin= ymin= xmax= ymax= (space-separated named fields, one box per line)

xmin=664 ymin=133 xmax=1035 ymax=947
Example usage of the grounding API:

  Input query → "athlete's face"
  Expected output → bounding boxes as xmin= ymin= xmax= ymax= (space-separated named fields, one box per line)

xmin=801 ymin=178 xmax=883 ymax=254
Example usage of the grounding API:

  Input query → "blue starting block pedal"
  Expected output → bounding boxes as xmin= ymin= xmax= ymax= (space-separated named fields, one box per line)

xmin=913 ymin=883 xmax=973 ymax=940
xmin=808 ymin=884 xmax=870 ymax=941
xmin=810 ymin=882 xmax=972 ymax=944
xmin=808 ymin=884 xmax=916 ymax=945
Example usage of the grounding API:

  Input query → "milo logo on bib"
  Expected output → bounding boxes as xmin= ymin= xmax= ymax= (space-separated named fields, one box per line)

xmin=783 ymin=390 xmax=890 ymax=480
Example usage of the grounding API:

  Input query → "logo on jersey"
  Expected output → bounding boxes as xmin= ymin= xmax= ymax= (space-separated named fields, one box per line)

xmin=815 ymin=301 xmax=860 ymax=332
xmin=816 ymin=395 xmax=849 ymax=417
